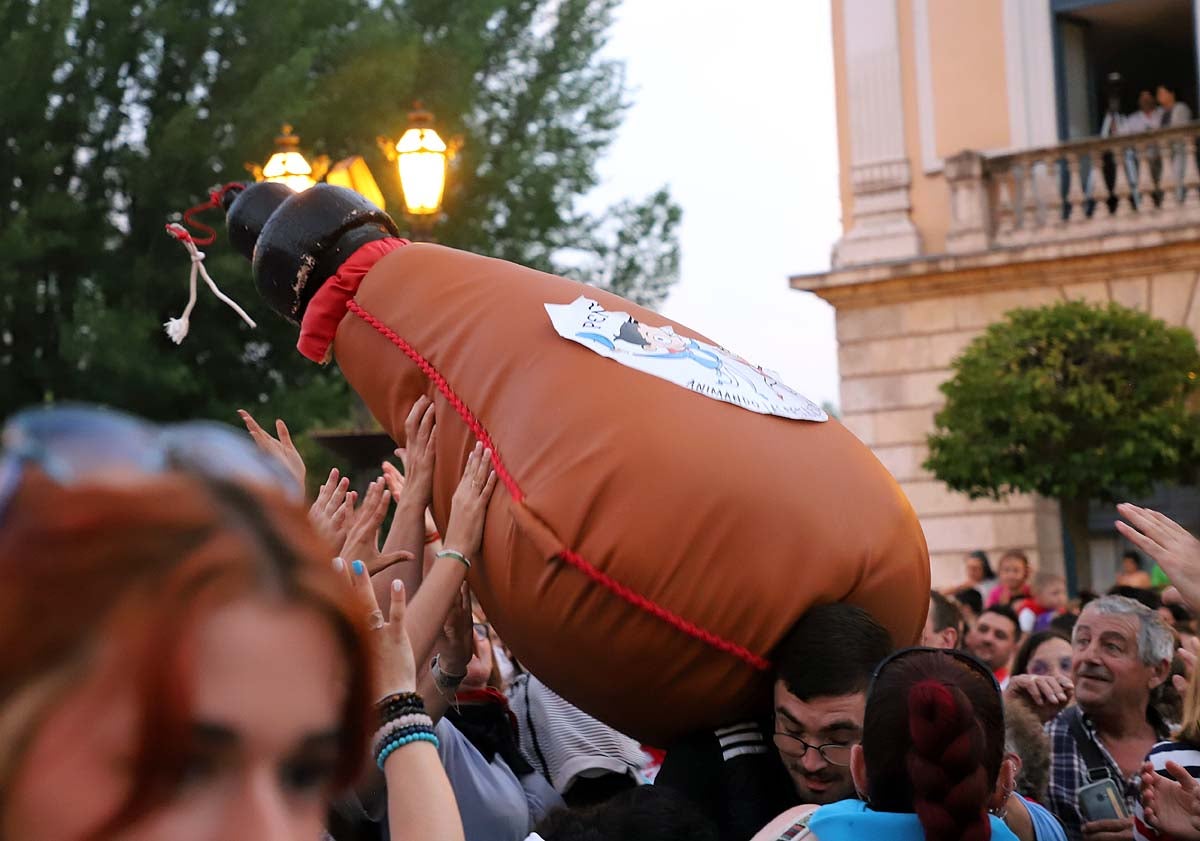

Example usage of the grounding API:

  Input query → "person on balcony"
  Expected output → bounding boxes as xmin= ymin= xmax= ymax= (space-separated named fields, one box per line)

xmin=1156 ymin=83 xmax=1192 ymax=127
xmin=1154 ymin=83 xmax=1192 ymax=204
xmin=1123 ymin=91 xmax=1163 ymax=134
xmin=1109 ymin=92 xmax=1163 ymax=211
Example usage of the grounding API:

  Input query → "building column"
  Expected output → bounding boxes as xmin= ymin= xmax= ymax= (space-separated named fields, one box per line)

xmin=833 ymin=0 xmax=921 ymax=268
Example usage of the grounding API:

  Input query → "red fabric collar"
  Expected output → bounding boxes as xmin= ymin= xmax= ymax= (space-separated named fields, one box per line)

xmin=296 ymin=237 xmax=408 ymax=363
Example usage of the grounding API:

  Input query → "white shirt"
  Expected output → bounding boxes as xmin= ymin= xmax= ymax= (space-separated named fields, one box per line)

xmin=1123 ymin=107 xmax=1163 ymax=134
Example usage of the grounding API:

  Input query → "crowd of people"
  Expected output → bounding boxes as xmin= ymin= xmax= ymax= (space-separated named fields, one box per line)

xmin=1101 ymin=83 xmax=1192 ymax=138
xmin=5 ymin=401 xmax=1200 ymax=841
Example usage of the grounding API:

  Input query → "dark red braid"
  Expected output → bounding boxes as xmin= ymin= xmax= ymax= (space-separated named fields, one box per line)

xmin=905 ymin=679 xmax=992 ymax=841
xmin=862 ymin=651 xmax=1004 ymax=841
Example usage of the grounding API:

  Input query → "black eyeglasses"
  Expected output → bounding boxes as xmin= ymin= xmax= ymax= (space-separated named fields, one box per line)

xmin=0 ymin=404 xmax=301 ymax=521
xmin=868 ymin=646 xmax=1001 ymax=700
xmin=771 ymin=728 xmax=856 ymax=767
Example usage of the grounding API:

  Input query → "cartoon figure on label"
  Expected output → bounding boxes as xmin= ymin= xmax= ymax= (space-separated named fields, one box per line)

xmin=555 ymin=297 xmax=827 ymax=421
xmin=603 ymin=317 xmax=779 ymax=402
xmin=618 ymin=320 xmax=732 ymax=374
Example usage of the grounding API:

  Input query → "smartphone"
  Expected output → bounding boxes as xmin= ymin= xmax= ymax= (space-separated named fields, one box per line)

xmin=1077 ymin=778 xmax=1129 ymax=822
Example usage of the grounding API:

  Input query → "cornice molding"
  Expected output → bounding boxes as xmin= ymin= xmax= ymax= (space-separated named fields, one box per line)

xmin=793 ymin=225 xmax=1200 ymax=308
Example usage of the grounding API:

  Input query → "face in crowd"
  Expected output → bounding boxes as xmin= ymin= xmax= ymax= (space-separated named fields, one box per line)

xmin=1026 ymin=635 xmax=1073 ymax=683
xmin=767 ymin=604 xmax=893 ymax=809
xmin=1071 ymin=603 xmax=1169 ymax=715
xmin=2 ymin=473 xmax=369 ymax=841
xmin=8 ymin=599 xmax=349 ymax=841
xmin=920 ymin=595 xmax=960 ymax=650
xmin=965 ymin=609 xmax=1019 ymax=672
xmin=772 ymin=682 xmax=864 ymax=805
xmin=964 ymin=553 xmax=987 ymax=584
xmin=996 ymin=554 xmax=1029 ymax=593
xmin=1035 ymin=577 xmax=1068 ymax=612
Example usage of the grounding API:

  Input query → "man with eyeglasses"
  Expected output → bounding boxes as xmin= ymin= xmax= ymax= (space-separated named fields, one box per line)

xmin=655 ymin=603 xmax=894 ymax=841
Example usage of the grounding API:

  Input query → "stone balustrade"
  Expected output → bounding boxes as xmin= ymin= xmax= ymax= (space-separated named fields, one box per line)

xmin=946 ymin=123 xmax=1200 ymax=254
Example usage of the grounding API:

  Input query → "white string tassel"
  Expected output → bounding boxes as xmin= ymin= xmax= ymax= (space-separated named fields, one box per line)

xmin=164 ymin=251 xmax=200 ymax=344
xmin=164 ymin=223 xmax=257 ymax=344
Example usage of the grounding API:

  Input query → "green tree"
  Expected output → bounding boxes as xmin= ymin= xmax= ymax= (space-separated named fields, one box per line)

xmin=0 ymin=0 xmax=680 ymax=433
xmin=924 ymin=300 xmax=1200 ymax=589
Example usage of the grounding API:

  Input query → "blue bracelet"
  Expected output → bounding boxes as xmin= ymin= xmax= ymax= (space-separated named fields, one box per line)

xmin=376 ymin=731 xmax=440 ymax=769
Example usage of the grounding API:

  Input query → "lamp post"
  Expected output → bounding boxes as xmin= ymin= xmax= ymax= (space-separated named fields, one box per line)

xmin=378 ymin=103 xmax=459 ymax=240
xmin=246 ymin=124 xmax=329 ymax=192
xmin=311 ymin=108 xmax=460 ymax=472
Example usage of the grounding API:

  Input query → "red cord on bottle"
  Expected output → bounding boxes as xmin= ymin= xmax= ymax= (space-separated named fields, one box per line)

xmin=168 ymin=182 xmax=245 ymax=246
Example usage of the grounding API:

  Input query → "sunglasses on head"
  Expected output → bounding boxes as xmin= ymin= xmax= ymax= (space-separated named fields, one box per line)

xmin=0 ymin=404 xmax=301 ymax=520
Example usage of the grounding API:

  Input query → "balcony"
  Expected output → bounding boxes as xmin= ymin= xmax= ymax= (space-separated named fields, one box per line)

xmin=946 ymin=123 xmax=1200 ymax=257
xmin=797 ymin=124 xmax=1200 ymax=306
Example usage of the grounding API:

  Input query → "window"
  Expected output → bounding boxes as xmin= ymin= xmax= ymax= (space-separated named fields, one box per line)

xmin=1053 ymin=0 xmax=1198 ymax=140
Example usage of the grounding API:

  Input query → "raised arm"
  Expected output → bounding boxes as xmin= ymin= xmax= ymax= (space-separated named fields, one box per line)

xmin=405 ymin=441 xmax=497 ymax=670
xmin=333 ymin=560 xmax=465 ymax=841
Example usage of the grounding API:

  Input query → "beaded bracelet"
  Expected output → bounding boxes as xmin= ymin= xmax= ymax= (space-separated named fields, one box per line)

xmin=372 ymin=714 xmax=435 ymax=751
xmin=379 ymin=694 xmax=424 ymax=711
xmin=377 ymin=691 xmax=424 ymax=716
xmin=377 ymin=690 xmax=423 ymax=706
xmin=372 ymin=690 xmax=438 ymax=770
xmin=374 ymin=723 xmax=433 ymax=751
xmin=376 ymin=732 xmax=440 ymax=769
xmin=436 ymin=549 xmax=471 ymax=569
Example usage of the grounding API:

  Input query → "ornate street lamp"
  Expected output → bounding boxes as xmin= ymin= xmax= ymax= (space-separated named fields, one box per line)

xmin=378 ymin=103 xmax=460 ymax=237
xmin=246 ymin=124 xmax=329 ymax=192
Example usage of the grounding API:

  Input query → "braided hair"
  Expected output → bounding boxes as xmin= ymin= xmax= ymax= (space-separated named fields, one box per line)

xmin=863 ymin=651 xmax=1004 ymax=841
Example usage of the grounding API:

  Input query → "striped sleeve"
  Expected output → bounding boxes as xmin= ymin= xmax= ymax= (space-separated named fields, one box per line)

xmin=715 ymin=721 xmax=770 ymax=761
xmin=511 ymin=674 xmax=647 ymax=793
xmin=1133 ymin=740 xmax=1200 ymax=841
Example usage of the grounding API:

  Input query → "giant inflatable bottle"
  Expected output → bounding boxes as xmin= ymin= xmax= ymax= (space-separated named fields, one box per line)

xmin=220 ymin=182 xmax=930 ymax=743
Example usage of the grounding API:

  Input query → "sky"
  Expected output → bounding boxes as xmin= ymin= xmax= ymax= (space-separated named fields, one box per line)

xmin=583 ymin=0 xmax=844 ymax=407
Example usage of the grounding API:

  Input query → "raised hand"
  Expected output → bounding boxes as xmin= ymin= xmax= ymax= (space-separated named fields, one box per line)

xmin=237 ymin=409 xmax=306 ymax=488
xmin=1116 ymin=503 xmax=1200 ymax=612
xmin=1004 ymin=674 xmax=1073 ymax=723
xmin=382 ymin=459 xmax=406 ymax=500
xmin=341 ymin=477 xmax=413 ymax=575
xmin=437 ymin=584 xmax=474 ymax=679
xmin=442 ymin=443 xmax=498 ymax=564
xmin=309 ymin=468 xmax=354 ymax=546
xmin=398 ymin=396 xmax=437 ymax=510
xmin=401 ymin=443 xmax=498 ymax=670
xmin=383 ymin=460 xmax=440 ymax=547
xmin=1140 ymin=760 xmax=1200 ymax=840
xmin=333 ymin=557 xmax=416 ymax=697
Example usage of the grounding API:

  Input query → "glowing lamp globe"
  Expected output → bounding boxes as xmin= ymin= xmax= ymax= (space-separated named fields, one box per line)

xmin=394 ymin=108 xmax=447 ymax=216
xmin=248 ymin=125 xmax=327 ymax=192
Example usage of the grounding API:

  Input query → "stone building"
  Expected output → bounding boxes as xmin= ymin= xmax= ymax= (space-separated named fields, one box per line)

xmin=794 ymin=0 xmax=1200 ymax=589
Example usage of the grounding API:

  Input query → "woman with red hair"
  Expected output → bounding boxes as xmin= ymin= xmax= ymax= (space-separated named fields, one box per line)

xmin=751 ymin=648 xmax=1021 ymax=841
xmin=0 ymin=405 xmax=465 ymax=841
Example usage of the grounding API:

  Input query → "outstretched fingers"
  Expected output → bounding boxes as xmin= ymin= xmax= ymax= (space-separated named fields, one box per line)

xmin=336 ymin=556 xmax=383 ymax=620
xmin=275 ymin=418 xmax=295 ymax=450
xmin=1114 ymin=518 xmax=1164 ymax=562
xmin=237 ymin=408 xmax=270 ymax=442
